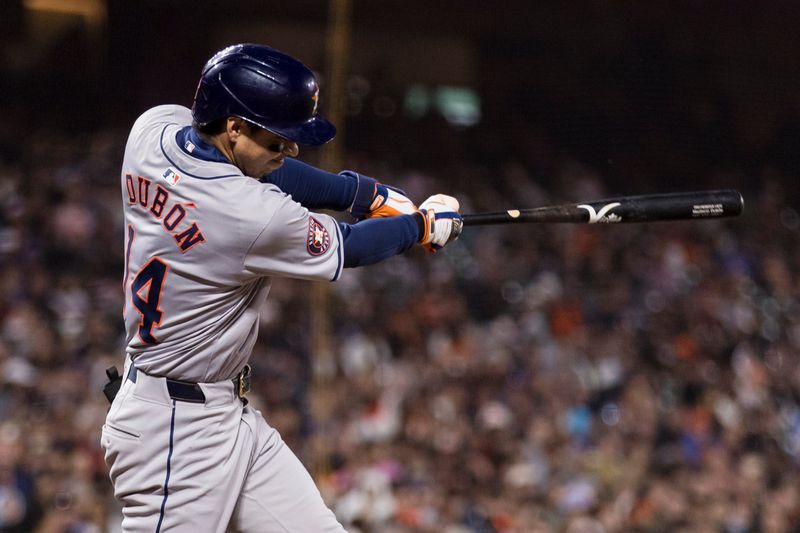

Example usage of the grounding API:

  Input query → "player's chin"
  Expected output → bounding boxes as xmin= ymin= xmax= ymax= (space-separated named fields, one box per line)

xmin=256 ymin=158 xmax=284 ymax=176
xmin=265 ymin=157 xmax=285 ymax=171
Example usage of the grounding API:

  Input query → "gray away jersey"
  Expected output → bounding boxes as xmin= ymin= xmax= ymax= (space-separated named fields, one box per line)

xmin=120 ymin=105 xmax=343 ymax=382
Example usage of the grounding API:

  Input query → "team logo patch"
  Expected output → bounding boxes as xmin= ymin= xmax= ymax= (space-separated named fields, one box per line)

xmin=307 ymin=216 xmax=330 ymax=255
xmin=311 ymin=86 xmax=320 ymax=114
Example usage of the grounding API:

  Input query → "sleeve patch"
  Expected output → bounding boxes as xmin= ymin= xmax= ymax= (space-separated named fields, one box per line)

xmin=307 ymin=216 xmax=331 ymax=256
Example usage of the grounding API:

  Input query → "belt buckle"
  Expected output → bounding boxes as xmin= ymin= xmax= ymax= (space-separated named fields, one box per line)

xmin=237 ymin=365 xmax=251 ymax=398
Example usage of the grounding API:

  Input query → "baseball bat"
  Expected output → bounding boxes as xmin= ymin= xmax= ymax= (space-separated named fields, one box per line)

xmin=461 ymin=189 xmax=743 ymax=226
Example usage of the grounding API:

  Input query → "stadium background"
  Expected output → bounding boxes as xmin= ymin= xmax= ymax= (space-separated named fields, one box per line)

xmin=1 ymin=1 xmax=799 ymax=531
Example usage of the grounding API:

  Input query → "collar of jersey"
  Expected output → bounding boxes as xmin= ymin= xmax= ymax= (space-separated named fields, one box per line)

xmin=177 ymin=126 xmax=232 ymax=164
xmin=159 ymin=125 xmax=242 ymax=180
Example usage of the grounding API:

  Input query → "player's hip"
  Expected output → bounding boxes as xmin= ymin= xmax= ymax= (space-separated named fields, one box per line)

xmin=101 ymin=364 xmax=257 ymax=527
xmin=102 ymin=358 xmax=249 ymax=450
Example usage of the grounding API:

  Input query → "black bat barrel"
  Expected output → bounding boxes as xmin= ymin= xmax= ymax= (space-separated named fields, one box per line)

xmin=461 ymin=189 xmax=744 ymax=226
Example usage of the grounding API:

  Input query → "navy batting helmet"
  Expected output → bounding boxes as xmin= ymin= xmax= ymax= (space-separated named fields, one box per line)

xmin=192 ymin=43 xmax=336 ymax=145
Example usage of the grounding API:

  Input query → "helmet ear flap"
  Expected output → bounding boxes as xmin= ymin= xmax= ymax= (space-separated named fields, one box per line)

xmin=191 ymin=44 xmax=336 ymax=146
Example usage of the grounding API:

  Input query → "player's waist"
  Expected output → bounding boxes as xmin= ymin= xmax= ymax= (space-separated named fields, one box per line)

xmin=126 ymin=363 xmax=251 ymax=404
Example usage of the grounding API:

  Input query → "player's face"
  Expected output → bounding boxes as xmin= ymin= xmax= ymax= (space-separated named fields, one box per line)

xmin=232 ymin=121 xmax=299 ymax=177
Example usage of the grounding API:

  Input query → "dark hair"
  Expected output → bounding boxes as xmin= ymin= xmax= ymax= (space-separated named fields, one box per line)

xmin=193 ymin=118 xmax=226 ymax=135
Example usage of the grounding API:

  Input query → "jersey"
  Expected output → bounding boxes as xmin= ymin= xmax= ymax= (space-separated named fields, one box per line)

xmin=120 ymin=104 xmax=344 ymax=382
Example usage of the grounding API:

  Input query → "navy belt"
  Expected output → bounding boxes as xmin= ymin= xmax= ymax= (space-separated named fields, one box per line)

xmin=126 ymin=365 xmax=251 ymax=403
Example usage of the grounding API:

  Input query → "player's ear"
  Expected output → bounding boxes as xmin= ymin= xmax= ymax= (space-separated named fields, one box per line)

xmin=226 ymin=117 xmax=244 ymax=141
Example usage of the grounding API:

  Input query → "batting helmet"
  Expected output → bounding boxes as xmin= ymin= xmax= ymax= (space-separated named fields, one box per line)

xmin=192 ymin=43 xmax=336 ymax=145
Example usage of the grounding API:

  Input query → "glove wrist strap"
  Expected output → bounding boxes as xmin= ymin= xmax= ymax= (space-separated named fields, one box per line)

xmin=414 ymin=211 xmax=430 ymax=243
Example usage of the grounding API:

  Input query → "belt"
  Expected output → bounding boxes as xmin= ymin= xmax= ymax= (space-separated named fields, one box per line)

xmin=126 ymin=364 xmax=251 ymax=403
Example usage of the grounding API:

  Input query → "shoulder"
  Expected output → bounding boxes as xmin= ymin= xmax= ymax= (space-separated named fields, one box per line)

xmin=129 ymin=105 xmax=192 ymax=138
xmin=220 ymin=180 xmax=309 ymax=236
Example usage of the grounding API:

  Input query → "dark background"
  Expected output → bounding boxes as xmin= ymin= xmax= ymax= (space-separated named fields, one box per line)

xmin=3 ymin=1 xmax=800 ymax=197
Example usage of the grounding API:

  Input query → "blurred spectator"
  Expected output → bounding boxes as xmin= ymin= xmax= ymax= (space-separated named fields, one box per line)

xmin=2 ymin=12 xmax=800 ymax=531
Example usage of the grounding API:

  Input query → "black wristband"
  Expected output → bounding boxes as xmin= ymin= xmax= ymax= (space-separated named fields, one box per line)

xmin=413 ymin=212 xmax=426 ymax=242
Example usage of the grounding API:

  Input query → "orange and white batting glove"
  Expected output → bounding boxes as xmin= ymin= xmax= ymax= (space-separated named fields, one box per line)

xmin=367 ymin=184 xmax=418 ymax=218
xmin=418 ymin=194 xmax=463 ymax=253
xmin=344 ymin=170 xmax=418 ymax=220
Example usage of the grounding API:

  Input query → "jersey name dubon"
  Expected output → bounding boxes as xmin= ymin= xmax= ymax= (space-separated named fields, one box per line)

xmin=125 ymin=173 xmax=206 ymax=253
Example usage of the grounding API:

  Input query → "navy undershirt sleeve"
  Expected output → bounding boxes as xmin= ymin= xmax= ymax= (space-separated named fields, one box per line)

xmin=264 ymin=159 xmax=421 ymax=267
xmin=339 ymin=214 xmax=421 ymax=268
xmin=262 ymin=158 xmax=356 ymax=211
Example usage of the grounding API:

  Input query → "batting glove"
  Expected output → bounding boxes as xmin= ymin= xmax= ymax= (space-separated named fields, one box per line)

xmin=418 ymin=194 xmax=463 ymax=253
xmin=343 ymin=170 xmax=418 ymax=220
xmin=367 ymin=183 xmax=418 ymax=218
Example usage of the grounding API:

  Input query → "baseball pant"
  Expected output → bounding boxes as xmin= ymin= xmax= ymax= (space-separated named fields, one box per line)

xmin=101 ymin=359 xmax=346 ymax=532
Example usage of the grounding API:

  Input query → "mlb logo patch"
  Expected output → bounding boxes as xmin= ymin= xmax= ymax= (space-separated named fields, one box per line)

xmin=162 ymin=168 xmax=181 ymax=186
xmin=307 ymin=217 xmax=330 ymax=256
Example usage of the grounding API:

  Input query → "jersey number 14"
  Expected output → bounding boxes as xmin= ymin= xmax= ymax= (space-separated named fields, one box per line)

xmin=125 ymin=226 xmax=168 ymax=345
xmin=131 ymin=258 xmax=167 ymax=344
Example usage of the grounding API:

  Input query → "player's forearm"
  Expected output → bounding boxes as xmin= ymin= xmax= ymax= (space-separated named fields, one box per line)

xmin=339 ymin=214 xmax=423 ymax=268
xmin=261 ymin=158 xmax=360 ymax=212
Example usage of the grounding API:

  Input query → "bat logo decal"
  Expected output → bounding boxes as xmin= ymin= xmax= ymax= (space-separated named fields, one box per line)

xmin=578 ymin=202 xmax=622 ymax=223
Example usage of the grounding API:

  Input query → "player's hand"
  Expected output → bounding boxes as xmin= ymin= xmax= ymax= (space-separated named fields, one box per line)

xmin=342 ymin=170 xmax=418 ymax=220
xmin=366 ymin=184 xmax=418 ymax=218
xmin=418 ymin=194 xmax=463 ymax=253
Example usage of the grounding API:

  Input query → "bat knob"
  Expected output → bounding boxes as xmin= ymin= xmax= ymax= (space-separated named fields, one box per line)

xmin=451 ymin=218 xmax=464 ymax=240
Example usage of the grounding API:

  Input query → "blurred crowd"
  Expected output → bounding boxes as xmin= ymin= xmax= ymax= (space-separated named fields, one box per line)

xmin=0 ymin=121 xmax=799 ymax=533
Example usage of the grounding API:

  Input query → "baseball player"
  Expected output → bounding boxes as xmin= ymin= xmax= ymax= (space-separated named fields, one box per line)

xmin=100 ymin=43 xmax=462 ymax=532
